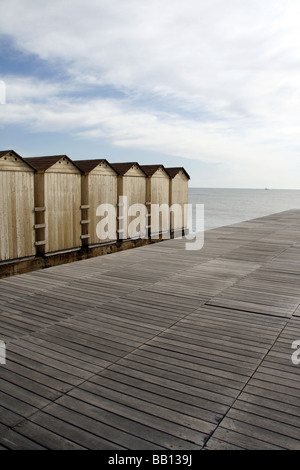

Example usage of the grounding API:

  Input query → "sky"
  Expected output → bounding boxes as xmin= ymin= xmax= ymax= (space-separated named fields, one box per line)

xmin=0 ymin=0 xmax=300 ymax=188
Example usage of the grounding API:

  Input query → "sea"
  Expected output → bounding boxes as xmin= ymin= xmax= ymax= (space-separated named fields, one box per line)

xmin=188 ymin=187 xmax=300 ymax=232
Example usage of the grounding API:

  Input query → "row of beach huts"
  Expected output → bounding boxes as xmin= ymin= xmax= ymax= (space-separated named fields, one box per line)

xmin=0 ymin=150 xmax=190 ymax=269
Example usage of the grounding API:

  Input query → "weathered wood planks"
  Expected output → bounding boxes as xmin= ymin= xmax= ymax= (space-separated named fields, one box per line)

xmin=0 ymin=209 xmax=300 ymax=449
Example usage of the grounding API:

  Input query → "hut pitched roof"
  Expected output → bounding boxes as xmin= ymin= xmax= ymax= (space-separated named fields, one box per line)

xmin=165 ymin=167 xmax=190 ymax=180
xmin=0 ymin=149 xmax=35 ymax=170
xmin=0 ymin=150 xmax=15 ymax=158
xmin=74 ymin=159 xmax=116 ymax=174
xmin=110 ymin=162 xmax=147 ymax=176
xmin=140 ymin=164 xmax=168 ymax=177
xmin=24 ymin=155 xmax=81 ymax=172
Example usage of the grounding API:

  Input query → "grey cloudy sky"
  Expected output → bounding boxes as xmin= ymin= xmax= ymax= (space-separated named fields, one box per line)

xmin=0 ymin=0 xmax=300 ymax=188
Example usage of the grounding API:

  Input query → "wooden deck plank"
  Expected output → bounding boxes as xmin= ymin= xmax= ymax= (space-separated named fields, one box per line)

xmin=232 ymin=400 xmax=300 ymax=428
xmin=0 ymin=358 xmax=75 ymax=394
xmin=204 ymin=427 xmax=284 ymax=450
xmin=87 ymin=373 xmax=221 ymax=426
xmin=31 ymin=403 xmax=163 ymax=450
xmin=7 ymin=345 xmax=97 ymax=382
xmin=123 ymin=348 xmax=250 ymax=387
xmin=114 ymin=356 xmax=241 ymax=399
xmin=0 ymin=366 xmax=62 ymax=402
xmin=28 ymin=410 xmax=126 ymax=450
xmin=66 ymin=387 xmax=207 ymax=446
xmin=34 ymin=323 xmax=135 ymax=356
xmin=0 ymin=427 xmax=47 ymax=450
xmin=204 ymin=314 xmax=300 ymax=450
xmin=50 ymin=394 xmax=200 ymax=450
xmin=1 ymin=209 xmax=300 ymax=449
xmin=7 ymin=339 xmax=104 ymax=375
xmin=8 ymin=420 xmax=85 ymax=450
xmin=213 ymin=416 xmax=300 ymax=450
xmin=0 ymin=404 xmax=28 ymax=428
xmin=29 ymin=328 xmax=130 ymax=362
xmin=77 ymin=379 xmax=217 ymax=436
xmin=108 ymin=362 xmax=233 ymax=408
xmin=97 ymin=366 xmax=229 ymax=416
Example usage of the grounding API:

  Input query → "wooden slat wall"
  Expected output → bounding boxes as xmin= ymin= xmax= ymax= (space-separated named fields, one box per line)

xmin=1 ymin=154 xmax=189 ymax=262
xmin=123 ymin=176 xmax=146 ymax=208
xmin=45 ymin=172 xmax=81 ymax=253
xmin=87 ymin=168 xmax=118 ymax=245
xmin=170 ymin=171 xmax=189 ymax=231
xmin=80 ymin=174 xmax=90 ymax=244
xmin=120 ymin=168 xmax=147 ymax=239
xmin=0 ymin=157 xmax=35 ymax=262
xmin=147 ymin=170 xmax=170 ymax=235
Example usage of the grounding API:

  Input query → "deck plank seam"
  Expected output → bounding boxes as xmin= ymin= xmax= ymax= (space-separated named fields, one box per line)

xmin=202 ymin=314 xmax=293 ymax=449
xmin=0 ymin=292 xmax=214 ymax=449
xmin=201 ymin=227 xmax=300 ymax=448
xmin=1 ymin=210 xmax=300 ymax=449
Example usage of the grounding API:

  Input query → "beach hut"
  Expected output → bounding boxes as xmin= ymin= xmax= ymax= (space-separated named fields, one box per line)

xmin=110 ymin=162 xmax=147 ymax=240
xmin=75 ymin=159 xmax=118 ymax=246
xmin=0 ymin=150 xmax=36 ymax=262
xmin=165 ymin=167 xmax=190 ymax=233
xmin=24 ymin=155 xmax=82 ymax=255
xmin=140 ymin=165 xmax=170 ymax=238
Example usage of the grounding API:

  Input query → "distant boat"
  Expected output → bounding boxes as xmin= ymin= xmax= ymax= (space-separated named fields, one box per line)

xmin=265 ymin=187 xmax=269 ymax=190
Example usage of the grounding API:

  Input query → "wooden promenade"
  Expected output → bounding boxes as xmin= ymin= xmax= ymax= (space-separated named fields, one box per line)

xmin=0 ymin=209 xmax=300 ymax=450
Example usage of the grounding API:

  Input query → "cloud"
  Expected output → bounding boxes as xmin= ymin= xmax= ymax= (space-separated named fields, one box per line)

xmin=0 ymin=0 xmax=300 ymax=187
xmin=0 ymin=1 xmax=298 ymax=93
xmin=0 ymin=75 xmax=294 ymax=169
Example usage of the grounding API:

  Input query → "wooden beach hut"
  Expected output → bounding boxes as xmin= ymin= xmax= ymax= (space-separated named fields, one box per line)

xmin=75 ymin=159 xmax=118 ymax=246
xmin=110 ymin=162 xmax=148 ymax=240
xmin=140 ymin=165 xmax=170 ymax=237
xmin=165 ymin=167 xmax=190 ymax=233
xmin=0 ymin=150 xmax=36 ymax=262
xmin=24 ymin=155 xmax=82 ymax=255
